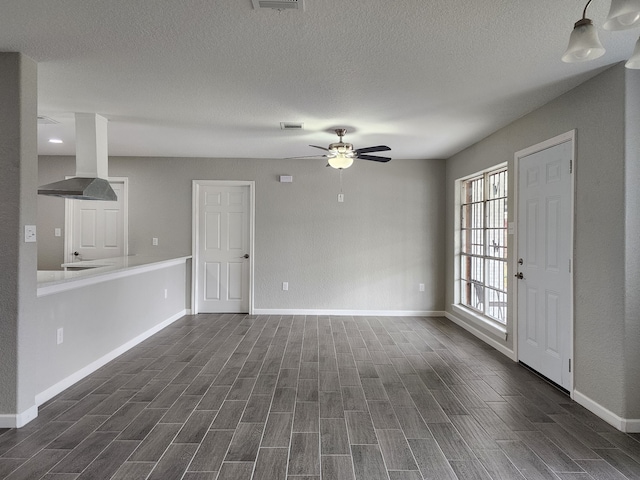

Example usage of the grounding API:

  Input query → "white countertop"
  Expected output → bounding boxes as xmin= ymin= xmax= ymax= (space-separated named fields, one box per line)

xmin=37 ymin=255 xmax=191 ymax=295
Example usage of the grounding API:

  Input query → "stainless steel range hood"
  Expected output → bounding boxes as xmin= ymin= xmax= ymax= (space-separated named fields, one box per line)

xmin=38 ymin=113 xmax=117 ymax=201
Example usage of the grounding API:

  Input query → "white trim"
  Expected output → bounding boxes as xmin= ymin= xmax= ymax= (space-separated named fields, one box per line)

xmin=513 ymin=130 xmax=576 ymax=392
xmin=192 ymin=180 xmax=255 ymax=315
xmin=453 ymin=163 xmax=508 ymax=337
xmin=0 ymin=405 xmax=38 ymax=429
xmin=574 ymin=390 xmax=640 ymax=433
xmin=252 ymin=309 xmax=445 ymax=317
xmin=64 ymin=177 xmax=129 ymax=265
xmin=34 ymin=310 xmax=186 ymax=408
xmin=37 ymin=256 xmax=191 ymax=297
xmin=445 ymin=311 xmax=516 ymax=360
xmin=451 ymin=304 xmax=507 ymax=340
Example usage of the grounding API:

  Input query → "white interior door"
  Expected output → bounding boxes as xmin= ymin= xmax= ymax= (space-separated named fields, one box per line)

xmin=65 ymin=179 xmax=128 ymax=263
xmin=516 ymin=137 xmax=573 ymax=391
xmin=193 ymin=181 xmax=253 ymax=313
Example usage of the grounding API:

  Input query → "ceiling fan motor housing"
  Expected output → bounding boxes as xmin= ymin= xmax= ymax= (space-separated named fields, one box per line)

xmin=328 ymin=142 xmax=354 ymax=156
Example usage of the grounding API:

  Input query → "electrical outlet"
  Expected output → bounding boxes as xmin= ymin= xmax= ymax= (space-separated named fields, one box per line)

xmin=337 ymin=193 xmax=344 ymax=203
xmin=419 ymin=283 xmax=425 ymax=292
xmin=25 ymin=225 xmax=37 ymax=243
xmin=282 ymin=282 xmax=288 ymax=291
xmin=152 ymin=237 xmax=158 ymax=246
xmin=54 ymin=228 xmax=61 ymax=237
xmin=57 ymin=328 xmax=64 ymax=345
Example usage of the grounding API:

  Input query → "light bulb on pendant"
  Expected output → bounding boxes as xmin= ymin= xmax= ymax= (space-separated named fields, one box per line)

xmin=603 ymin=0 xmax=640 ymax=30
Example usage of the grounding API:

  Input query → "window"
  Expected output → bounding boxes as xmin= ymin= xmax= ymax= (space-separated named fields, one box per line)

xmin=459 ymin=167 xmax=507 ymax=324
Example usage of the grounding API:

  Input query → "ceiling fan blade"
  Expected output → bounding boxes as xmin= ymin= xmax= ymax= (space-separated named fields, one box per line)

xmin=284 ymin=154 xmax=328 ymax=159
xmin=355 ymin=145 xmax=391 ymax=154
xmin=310 ymin=144 xmax=332 ymax=152
xmin=357 ymin=154 xmax=391 ymax=163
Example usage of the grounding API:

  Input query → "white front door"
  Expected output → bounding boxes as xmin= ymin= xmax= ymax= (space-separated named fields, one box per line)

xmin=65 ymin=179 xmax=128 ymax=263
xmin=516 ymin=135 xmax=573 ymax=391
xmin=193 ymin=181 xmax=253 ymax=313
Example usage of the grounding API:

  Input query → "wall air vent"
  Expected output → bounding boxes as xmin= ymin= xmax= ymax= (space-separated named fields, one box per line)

xmin=252 ymin=0 xmax=303 ymax=10
xmin=280 ymin=122 xmax=304 ymax=130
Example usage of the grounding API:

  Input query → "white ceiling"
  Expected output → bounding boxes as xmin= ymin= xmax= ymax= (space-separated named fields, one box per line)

xmin=1 ymin=0 xmax=638 ymax=160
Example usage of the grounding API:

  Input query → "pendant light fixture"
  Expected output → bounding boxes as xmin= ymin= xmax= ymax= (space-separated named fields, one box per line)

xmin=603 ymin=0 xmax=640 ymax=30
xmin=562 ymin=0 xmax=640 ymax=68
xmin=627 ymin=36 xmax=640 ymax=67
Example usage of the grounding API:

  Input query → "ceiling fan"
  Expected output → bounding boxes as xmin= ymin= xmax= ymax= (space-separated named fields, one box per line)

xmin=294 ymin=129 xmax=391 ymax=169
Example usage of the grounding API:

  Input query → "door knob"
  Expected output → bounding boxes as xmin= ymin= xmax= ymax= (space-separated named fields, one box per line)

xmin=515 ymin=272 xmax=524 ymax=279
xmin=243 ymin=254 xmax=249 ymax=259
xmin=73 ymin=251 xmax=80 ymax=256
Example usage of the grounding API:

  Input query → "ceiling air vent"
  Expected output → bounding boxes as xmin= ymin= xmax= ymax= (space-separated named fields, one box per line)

xmin=252 ymin=0 xmax=303 ymax=10
xmin=280 ymin=122 xmax=304 ymax=130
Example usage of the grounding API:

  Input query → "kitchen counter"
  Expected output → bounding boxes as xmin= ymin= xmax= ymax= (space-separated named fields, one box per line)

xmin=37 ymin=255 xmax=191 ymax=296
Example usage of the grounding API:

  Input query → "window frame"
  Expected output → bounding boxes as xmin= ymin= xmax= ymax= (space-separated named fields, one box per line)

xmin=456 ymin=165 xmax=508 ymax=331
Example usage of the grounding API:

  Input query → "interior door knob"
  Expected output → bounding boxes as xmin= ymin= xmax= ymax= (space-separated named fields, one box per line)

xmin=243 ymin=254 xmax=249 ymax=259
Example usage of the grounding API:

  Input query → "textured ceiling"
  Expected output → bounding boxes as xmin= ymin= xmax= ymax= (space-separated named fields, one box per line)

xmin=1 ymin=0 xmax=638 ymax=160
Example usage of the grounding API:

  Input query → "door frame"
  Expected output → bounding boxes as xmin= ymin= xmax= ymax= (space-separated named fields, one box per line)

xmin=191 ymin=180 xmax=255 ymax=315
xmin=64 ymin=177 xmax=129 ymax=264
xmin=512 ymin=130 xmax=575 ymax=395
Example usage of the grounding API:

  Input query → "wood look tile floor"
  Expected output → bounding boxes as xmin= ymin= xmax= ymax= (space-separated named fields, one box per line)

xmin=1 ymin=314 xmax=639 ymax=480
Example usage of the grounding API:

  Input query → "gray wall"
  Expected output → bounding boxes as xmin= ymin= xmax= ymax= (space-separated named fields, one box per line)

xmin=446 ymin=64 xmax=639 ymax=420
xmin=0 ymin=53 xmax=38 ymax=420
xmin=38 ymin=156 xmax=446 ymax=313
xmin=624 ymin=68 xmax=640 ymax=419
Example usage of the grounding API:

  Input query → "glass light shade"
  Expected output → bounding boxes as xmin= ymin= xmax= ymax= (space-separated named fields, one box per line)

xmin=328 ymin=154 xmax=354 ymax=169
xmin=562 ymin=19 xmax=606 ymax=63
xmin=603 ymin=0 xmax=640 ymax=30
xmin=626 ymin=36 xmax=640 ymax=68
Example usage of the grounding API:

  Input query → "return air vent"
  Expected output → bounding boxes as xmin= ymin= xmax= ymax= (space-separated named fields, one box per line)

xmin=252 ymin=0 xmax=303 ymax=10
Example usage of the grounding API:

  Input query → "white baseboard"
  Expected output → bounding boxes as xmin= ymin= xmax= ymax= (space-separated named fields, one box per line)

xmin=573 ymin=390 xmax=640 ymax=433
xmin=444 ymin=311 xmax=516 ymax=361
xmin=0 ymin=405 xmax=38 ymax=429
xmin=251 ymin=309 xmax=446 ymax=317
xmin=34 ymin=309 xmax=187 ymax=408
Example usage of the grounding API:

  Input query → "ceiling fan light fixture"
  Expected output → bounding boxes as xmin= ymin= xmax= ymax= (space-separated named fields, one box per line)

xmin=603 ymin=0 xmax=640 ymax=30
xmin=562 ymin=18 xmax=606 ymax=63
xmin=626 ymin=36 xmax=640 ymax=68
xmin=328 ymin=154 xmax=354 ymax=169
